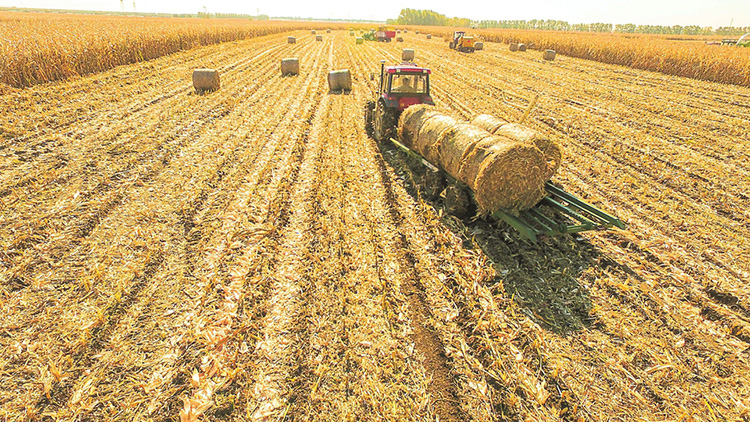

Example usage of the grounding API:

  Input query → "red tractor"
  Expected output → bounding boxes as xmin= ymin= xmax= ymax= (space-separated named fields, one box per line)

xmin=365 ymin=60 xmax=434 ymax=142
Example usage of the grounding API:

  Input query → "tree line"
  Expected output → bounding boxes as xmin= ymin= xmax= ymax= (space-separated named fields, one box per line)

xmin=389 ymin=9 xmax=750 ymax=36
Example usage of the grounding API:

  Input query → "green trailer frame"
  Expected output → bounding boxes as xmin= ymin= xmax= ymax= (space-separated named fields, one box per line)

xmin=389 ymin=137 xmax=625 ymax=241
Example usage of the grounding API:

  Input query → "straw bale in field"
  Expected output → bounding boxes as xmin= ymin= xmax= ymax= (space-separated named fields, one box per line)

xmin=415 ymin=30 xmax=420 ymax=34
xmin=280 ymin=58 xmax=299 ymax=76
xmin=402 ymin=48 xmax=415 ymax=61
xmin=426 ymin=34 xmax=432 ymax=39
xmin=474 ymin=41 xmax=484 ymax=50
xmin=326 ymin=29 xmax=331 ymax=33
xmin=509 ymin=43 xmax=519 ymax=52
xmin=287 ymin=36 xmax=296 ymax=44
xmin=544 ymin=49 xmax=556 ymax=60
xmin=460 ymin=136 xmax=546 ymax=213
xmin=311 ymin=30 xmax=316 ymax=34
xmin=327 ymin=69 xmax=352 ymax=91
xmin=349 ymin=31 xmax=354 ymax=36
xmin=437 ymin=123 xmax=494 ymax=176
xmin=404 ymin=29 xmax=408 ymax=33
xmin=356 ymin=37 xmax=364 ymax=44
xmin=399 ymin=105 xmax=547 ymax=213
xmin=518 ymin=43 xmax=527 ymax=51
xmin=316 ymin=35 xmax=323 ymax=41
xmin=396 ymin=36 xmax=404 ymax=42
xmin=471 ymin=114 xmax=562 ymax=180
xmin=192 ymin=68 xmax=220 ymax=92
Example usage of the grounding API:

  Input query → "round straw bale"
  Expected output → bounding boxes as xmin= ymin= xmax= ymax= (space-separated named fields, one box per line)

xmin=396 ymin=36 xmax=404 ymax=42
xmin=459 ymin=137 xmax=547 ymax=213
xmin=509 ymin=43 xmax=519 ymax=52
xmin=287 ymin=36 xmax=296 ymax=44
xmin=404 ymin=29 xmax=408 ymax=33
xmin=415 ymin=30 xmax=420 ymax=34
xmin=472 ymin=114 xmax=561 ymax=180
xmin=471 ymin=114 xmax=508 ymax=134
xmin=398 ymin=104 xmax=441 ymax=148
xmin=349 ymin=31 xmax=354 ymax=36
xmin=356 ymin=37 xmax=364 ymax=44
xmin=311 ymin=30 xmax=316 ymax=34
xmin=474 ymin=41 xmax=484 ymax=50
xmin=192 ymin=68 xmax=220 ymax=92
xmin=316 ymin=35 xmax=323 ymax=41
xmin=518 ymin=43 xmax=527 ymax=51
xmin=437 ymin=123 xmax=494 ymax=176
xmin=397 ymin=30 xmax=401 ymax=34
xmin=493 ymin=123 xmax=562 ymax=180
xmin=326 ymin=29 xmax=331 ymax=33
xmin=327 ymin=69 xmax=352 ymax=91
xmin=416 ymin=114 xmax=458 ymax=164
xmin=543 ymin=49 xmax=556 ymax=60
xmin=280 ymin=58 xmax=299 ymax=76
xmin=426 ymin=34 xmax=432 ymax=39
xmin=402 ymin=48 xmax=415 ymax=61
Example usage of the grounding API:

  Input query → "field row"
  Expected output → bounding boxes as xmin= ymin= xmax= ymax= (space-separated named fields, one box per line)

xmin=1 ymin=30 xmax=749 ymax=421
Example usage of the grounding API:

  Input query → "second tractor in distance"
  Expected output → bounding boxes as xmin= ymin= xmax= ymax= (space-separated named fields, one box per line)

xmin=449 ymin=31 xmax=476 ymax=52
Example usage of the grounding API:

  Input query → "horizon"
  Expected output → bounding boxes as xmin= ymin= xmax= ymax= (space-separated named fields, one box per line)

xmin=2 ymin=0 xmax=749 ymax=28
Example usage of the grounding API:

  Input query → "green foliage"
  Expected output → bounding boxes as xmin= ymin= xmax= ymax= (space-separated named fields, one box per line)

xmin=391 ymin=8 xmax=470 ymax=27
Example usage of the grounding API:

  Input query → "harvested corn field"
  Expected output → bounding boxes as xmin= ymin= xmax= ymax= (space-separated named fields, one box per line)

xmin=1 ymin=26 xmax=749 ymax=422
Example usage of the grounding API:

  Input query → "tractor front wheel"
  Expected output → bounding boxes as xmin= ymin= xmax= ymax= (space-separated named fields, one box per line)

xmin=373 ymin=100 xmax=397 ymax=143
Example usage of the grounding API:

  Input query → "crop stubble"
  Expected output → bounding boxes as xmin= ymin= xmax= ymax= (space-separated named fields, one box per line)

xmin=1 ymin=29 xmax=749 ymax=421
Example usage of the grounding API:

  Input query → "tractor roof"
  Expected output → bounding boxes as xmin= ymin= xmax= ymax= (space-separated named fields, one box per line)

xmin=386 ymin=64 xmax=431 ymax=74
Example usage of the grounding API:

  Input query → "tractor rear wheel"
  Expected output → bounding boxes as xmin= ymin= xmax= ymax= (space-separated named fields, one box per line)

xmin=373 ymin=99 xmax=396 ymax=143
xmin=364 ymin=100 xmax=375 ymax=138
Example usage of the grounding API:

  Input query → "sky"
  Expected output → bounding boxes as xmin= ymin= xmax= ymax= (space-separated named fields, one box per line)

xmin=2 ymin=0 xmax=749 ymax=28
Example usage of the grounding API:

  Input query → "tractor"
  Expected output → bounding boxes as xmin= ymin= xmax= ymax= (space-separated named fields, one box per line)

xmin=364 ymin=60 xmax=434 ymax=142
xmin=376 ymin=26 xmax=396 ymax=42
xmin=449 ymin=31 xmax=476 ymax=52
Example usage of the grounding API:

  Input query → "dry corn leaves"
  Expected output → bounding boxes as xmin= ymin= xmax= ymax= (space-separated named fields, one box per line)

xmin=1 ymin=28 xmax=749 ymax=422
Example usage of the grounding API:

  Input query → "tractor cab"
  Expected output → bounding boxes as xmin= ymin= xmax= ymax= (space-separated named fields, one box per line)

xmin=379 ymin=63 xmax=433 ymax=111
xmin=365 ymin=61 xmax=434 ymax=142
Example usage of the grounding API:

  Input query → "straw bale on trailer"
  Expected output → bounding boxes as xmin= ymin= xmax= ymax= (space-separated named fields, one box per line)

xmin=280 ymin=58 xmax=299 ymax=76
xmin=509 ymin=43 xmax=519 ymax=52
xmin=192 ymin=69 xmax=220 ymax=92
xmin=474 ymin=41 xmax=484 ymax=50
xmin=471 ymin=114 xmax=562 ymax=180
xmin=327 ymin=69 xmax=352 ymax=91
xmin=287 ymin=36 xmax=296 ymax=44
xmin=399 ymin=105 xmax=547 ymax=213
xmin=402 ymin=48 xmax=415 ymax=61
xmin=356 ymin=37 xmax=364 ymax=44
xmin=544 ymin=49 xmax=556 ymax=60
xmin=316 ymin=35 xmax=323 ymax=41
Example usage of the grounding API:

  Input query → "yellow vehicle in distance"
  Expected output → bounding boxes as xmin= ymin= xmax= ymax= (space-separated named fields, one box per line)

xmin=449 ymin=31 xmax=476 ymax=52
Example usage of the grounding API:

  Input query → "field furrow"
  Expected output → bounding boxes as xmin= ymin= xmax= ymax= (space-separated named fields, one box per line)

xmin=2 ymin=28 xmax=749 ymax=422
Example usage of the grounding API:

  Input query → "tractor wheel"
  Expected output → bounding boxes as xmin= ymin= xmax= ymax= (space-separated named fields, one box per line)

xmin=444 ymin=184 xmax=473 ymax=218
xmin=373 ymin=99 xmax=397 ymax=143
xmin=449 ymin=41 xmax=455 ymax=49
xmin=364 ymin=100 xmax=375 ymax=138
